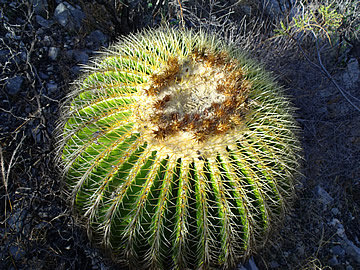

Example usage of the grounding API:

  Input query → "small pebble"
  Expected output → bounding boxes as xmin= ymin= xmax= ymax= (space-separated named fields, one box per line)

xmin=73 ymin=49 xmax=88 ymax=64
xmin=328 ymin=256 xmax=339 ymax=266
xmin=48 ymin=47 xmax=60 ymax=60
xmin=269 ymin=261 xmax=279 ymax=268
xmin=9 ymin=246 xmax=25 ymax=261
xmin=86 ymin=30 xmax=109 ymax=49
xmin=316 ymin=185 xmax=334 ymax=209
xmin=332 ymin=245 xmax=345 ymax=256
xmin=47 ymin=82 xmax=58 ymax=94
xmin=54 ymin=2 xmax=85 ymax=31
xmin=0 ymin=49 xmax=9 ymax=61
xmin=32 ymin=0 xmax=49 ymax=16
xmin=35 ymin=15 xmax=54 ymax=28
xmin=39 ymin=71 xmax=49 ymax=80
xmin=332 ymin=207 xmax=340 ymax=215
xmin=6 ymin=75 xmax=24 ymax=95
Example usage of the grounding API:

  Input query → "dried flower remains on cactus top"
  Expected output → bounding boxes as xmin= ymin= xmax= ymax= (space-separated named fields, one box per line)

xmin=57 ymin=27 xmax=301 ymax=270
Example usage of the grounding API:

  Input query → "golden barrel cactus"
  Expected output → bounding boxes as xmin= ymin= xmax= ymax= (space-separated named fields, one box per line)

xmin=57 ymin=27 xmax=301 ymax=270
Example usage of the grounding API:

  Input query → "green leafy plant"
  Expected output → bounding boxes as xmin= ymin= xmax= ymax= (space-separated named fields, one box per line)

xmin=56 ymin=27 xmax=301 ymax=270
xmin=274 ymin=1 xmax=360 ymax=113
xmin=276 ymin=2 xmax=343 ymax=44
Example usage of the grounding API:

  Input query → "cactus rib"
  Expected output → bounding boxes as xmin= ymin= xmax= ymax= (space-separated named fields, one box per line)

xmin=57 ymin=27 xmax=301 ymax=270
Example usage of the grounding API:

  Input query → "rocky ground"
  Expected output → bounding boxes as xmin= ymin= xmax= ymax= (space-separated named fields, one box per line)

xmin=0 ymin=0 xmax=359 ymax=269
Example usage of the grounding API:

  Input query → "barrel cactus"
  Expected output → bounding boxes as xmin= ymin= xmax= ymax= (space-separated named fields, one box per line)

xmin=57 ymin=27 xmax=301 ymax=270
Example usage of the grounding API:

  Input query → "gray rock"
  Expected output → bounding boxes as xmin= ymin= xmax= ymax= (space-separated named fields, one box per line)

xmin=54 ymin=2 xmax=85 ymax=32
xmin=315 ymin=185 xmax=333 ymax=209
xmin=343 ymin=238 xmax=360 ymax=264
xmin=6 ymin=75 xmax=24 ymax=95
xmin=31 ymin=0 xmax=48 ymax=17
xmin=238 ymin=257 xmax=258 ymax=270
xmin=64 ymin=49 xmax=74 ymax=60
xmin=47 ymin=82 xmax=58 ymax=94
xmin=296 ymin=243 xmax=305 ymax=256
xmin=343 ymin=58 xmax=359 ymax=88
xmin=5 ymin=32 xmax=21 ymax=40
xmin=73 ymin=49 xmax=88 ymax=64
xmin=35 ymin=15 xmax=54 ymax=28
xmin=331 ymin=207 xmax=340 ymax=215
xmin=13 ymin=54 xmax=24 ymax=65
xmin=36 ymin=28 xmax=45 ymax=35
xmin=20 ymin=51 xmax=27 ymax=62
xmin=86 ymin=30 xmax=109 ymax=49
xmin=0 ymin=49 xmax=9 ymax=61
xmin=32 ymin=126 xmax=42 ymax=143
xmin=269 ymin=261 xmax=279 ymax=268
xmin=330 ymin=219 xmax=360 ymax=263
xmin=9 ymin=245 xmax=25 ymax=261
xmin=70 ymin=65 xmax=81 ymax=76
xmin=54 ymin=3 xmax=70 ymax=27
xmin=332 ymin=245 xmax=345 ymax=256
xmin=39 ymin=71 xmax=49 ymax=80
xmin=328 ymin=256 xmax=339 ymax=266
xmin=7 ymin=209 xmax=26 ymax=232
xmin=331 ymin=218 xmax=345 ymax=237
xmin=48 ymin=47 xmax=60 ymax=60
xmin=43 ymin=35 xmax=53 ymax=46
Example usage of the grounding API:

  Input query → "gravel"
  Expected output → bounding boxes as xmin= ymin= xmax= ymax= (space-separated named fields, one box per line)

xmin=35 ymin=15 xmax=55 ymax=29
xmin=54 ymin=1 xmax=85 ymax=32
xmin=31 ymin=0 xmax=49 ymax=17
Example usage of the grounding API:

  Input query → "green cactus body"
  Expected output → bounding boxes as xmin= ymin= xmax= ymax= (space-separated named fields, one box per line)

xmin=58 ymin=27 xmax=301 ymax=270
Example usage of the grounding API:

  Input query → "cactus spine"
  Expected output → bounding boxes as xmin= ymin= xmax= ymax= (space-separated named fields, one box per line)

xmin=57 ymin=27 xmax=301 ymax=270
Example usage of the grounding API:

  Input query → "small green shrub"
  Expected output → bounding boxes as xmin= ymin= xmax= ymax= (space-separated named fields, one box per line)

xmin=57 ymin=27 xmax=301 ymax=270
xmin=276 ymin=2 xmax=343 ymax=44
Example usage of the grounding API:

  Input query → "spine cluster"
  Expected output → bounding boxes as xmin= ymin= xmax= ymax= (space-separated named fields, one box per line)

xmin=145 ymin=49 xmax=253 ymax=143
